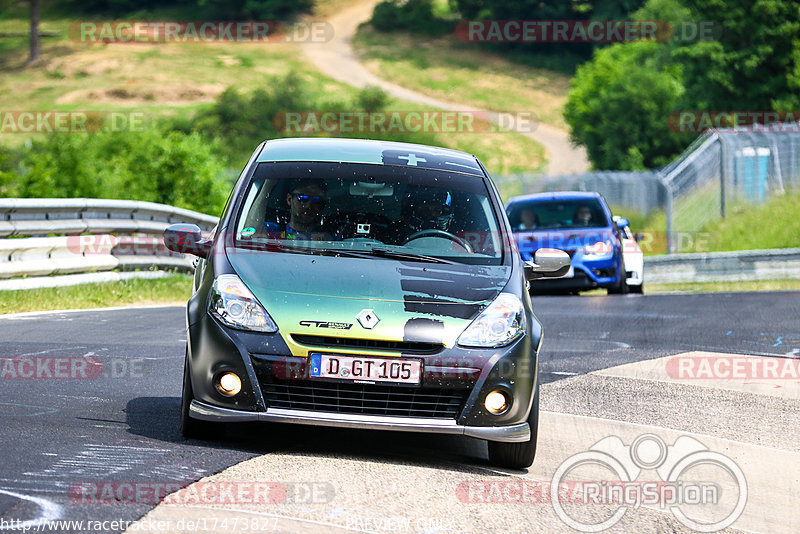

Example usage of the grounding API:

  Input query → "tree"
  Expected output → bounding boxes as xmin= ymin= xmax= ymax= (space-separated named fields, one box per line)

xmin=564 ymin=41 xmax=686 ymax=170
xmin=675 ymin=0 xmax=800 ymax=112
xmin=27 ymin=0 xmax=40 ymax=65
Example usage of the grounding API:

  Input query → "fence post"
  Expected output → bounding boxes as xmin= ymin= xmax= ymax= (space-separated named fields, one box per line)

xmin=665 ymin=186 xmax=674 ymax=254
xmin=719 ymin=134 xmax=727 ymax=218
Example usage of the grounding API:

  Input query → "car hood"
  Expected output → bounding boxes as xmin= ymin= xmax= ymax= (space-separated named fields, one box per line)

xmin=514 ymin=227 xmax=614 ymax=253
xmin=227 ymin=249 xmax=511 ymax=351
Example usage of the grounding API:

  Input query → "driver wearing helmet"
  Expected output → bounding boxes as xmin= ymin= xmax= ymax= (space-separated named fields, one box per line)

xmin=400 ymin=186 xmax=454 ymax=236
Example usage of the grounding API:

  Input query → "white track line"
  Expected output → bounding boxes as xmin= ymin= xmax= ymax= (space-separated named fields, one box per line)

xmin=0 ymin=489 xmax=62 ymax=531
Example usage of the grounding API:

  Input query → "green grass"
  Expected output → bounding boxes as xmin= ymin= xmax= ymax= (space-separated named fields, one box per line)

xmin=614 ymin=191 xmax=800 ymax=255
xmin=610 ymin=206 xmax=669 ymax=255
xmin=0 ymin=274 xmax=192 ymax=314
xmin=696 ymin=192 xmax=800 ymax=252
xmin=352 ymin=25 xmax=572 ymax=130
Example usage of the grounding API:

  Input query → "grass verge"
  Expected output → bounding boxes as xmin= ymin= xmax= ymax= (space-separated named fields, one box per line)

xmin=645 ymin=279 xmax=800 ymax=294
xmin=578 ymin=279 xmax=800 ymax=295
xmin=0 ymin=274 xmax=192 ymax=315
xmin=3 ymin=272 xmax=796 ymax=316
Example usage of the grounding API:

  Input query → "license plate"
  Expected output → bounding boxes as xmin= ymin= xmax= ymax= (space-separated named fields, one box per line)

xmin=308 ymin=354 xmax=422 ymax=385
xmin=561 ymin=265 xmax=575 ymax=278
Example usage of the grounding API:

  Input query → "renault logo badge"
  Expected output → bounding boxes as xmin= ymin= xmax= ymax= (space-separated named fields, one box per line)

xmin=357 ymin=309 xmax=379 ymax=329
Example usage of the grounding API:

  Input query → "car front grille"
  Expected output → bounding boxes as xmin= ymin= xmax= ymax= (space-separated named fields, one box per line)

xmin=261 ymin=379 xmax=469 ymax=419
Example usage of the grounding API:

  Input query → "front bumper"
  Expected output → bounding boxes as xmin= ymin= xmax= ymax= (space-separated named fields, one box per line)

xmin=530 ymin=254 xmax=619 ymax=291
xmin=190 ymin=399 xmax=530 ymax=442
xmin=186 ymin=286 xmax=541 ymax=442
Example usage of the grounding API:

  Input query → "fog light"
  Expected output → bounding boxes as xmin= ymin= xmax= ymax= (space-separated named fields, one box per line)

xmin=484 ymin=390 xmax=509 ymax=414
xmin=216 ymin=372 xmax=241 ymax=396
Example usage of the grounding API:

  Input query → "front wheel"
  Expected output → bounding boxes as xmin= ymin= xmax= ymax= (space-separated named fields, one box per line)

xmin=607 ymin=258 xmax=629 ymax=295
xmin=487 ymin=384 xmax=539 ymax=469
xmin=629 ymin=283 xmax=644 ymax=294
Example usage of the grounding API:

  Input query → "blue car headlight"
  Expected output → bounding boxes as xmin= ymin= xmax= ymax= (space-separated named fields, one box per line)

xmin=583 ymin=240 xmax=614 ymax=258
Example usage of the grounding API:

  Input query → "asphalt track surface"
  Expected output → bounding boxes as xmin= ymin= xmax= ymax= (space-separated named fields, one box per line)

xmin=0 ymin=291 xmax=798 ymax=533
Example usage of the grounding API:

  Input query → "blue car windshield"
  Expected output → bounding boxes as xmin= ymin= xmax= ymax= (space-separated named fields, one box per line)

xmin=508 ymin=199 xmax=609 ymax=230
xmin=232 ymin=162 xmax=506 ymax=265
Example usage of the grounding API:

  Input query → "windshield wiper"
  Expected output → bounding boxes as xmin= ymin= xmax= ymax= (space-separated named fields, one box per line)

xmin=235 ymin=241 xmax=455 ymax=264
xmin=368 ymin=248 xmax=455 ymax=264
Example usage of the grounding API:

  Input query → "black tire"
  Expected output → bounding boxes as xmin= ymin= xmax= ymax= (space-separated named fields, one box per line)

xmin=180 ymin=350 xmax=216 ymax=439
xmin=607 ymin=258 xmax=629 ymax=295
xmin=629 ymin=283 xmax=644 ymax=294
xmin=488 ymin=384 xmax=539 ymax=469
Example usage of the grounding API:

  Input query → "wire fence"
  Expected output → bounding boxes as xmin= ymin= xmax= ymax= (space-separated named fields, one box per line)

xmin=495 ymin=123 xmax=800 ymax=253
xmin=661 ymin=127 xmax=800 ymax=252
xmin=494 ymin=170 xmax=664 ymax=214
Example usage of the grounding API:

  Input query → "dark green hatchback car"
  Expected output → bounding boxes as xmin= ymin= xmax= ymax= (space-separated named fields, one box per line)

xmin=164 ymin=137 xmax=569 ymax=469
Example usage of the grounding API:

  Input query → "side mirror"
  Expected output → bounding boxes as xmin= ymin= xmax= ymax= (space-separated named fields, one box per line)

xmin=634 ymin=232 xmax=644 ymax=243
xmin=524 ymin=248 xmax=571 ymax=280
xmin=612 ymin=216 xmax=630 ymax=230
xmin=164 ymin=223 xmax=212 ymax=258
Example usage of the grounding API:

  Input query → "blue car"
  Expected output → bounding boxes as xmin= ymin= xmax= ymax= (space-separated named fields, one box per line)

xmin=505 ymin=192 xmax=630 ymax=294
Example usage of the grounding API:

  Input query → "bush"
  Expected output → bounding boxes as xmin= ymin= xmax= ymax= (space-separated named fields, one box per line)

xmin=15 ymin=130 xmax=228 ymax=216
xmin=181 ymin=72 xmax=309 ymax=163
xmin=173 ymin=72 xmax=436 ymax=165
xmin=0 ymin=146 xmax=18 ymax=197
xmin=357 ymin=85 xmax=390 ymax=113
xmin=371 ymin=0 xmax=455 ymax=35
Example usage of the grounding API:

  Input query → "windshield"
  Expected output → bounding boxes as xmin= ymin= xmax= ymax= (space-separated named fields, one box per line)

xmin=233 ymin=162 xmax=505 ymax=265
xmin=507 ymin=198 xmax=609 ymax=230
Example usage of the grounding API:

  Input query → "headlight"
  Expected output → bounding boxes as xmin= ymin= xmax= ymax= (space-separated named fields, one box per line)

xmin=208 ymin=274 xmax=278 ymax=332
xmin=458 ymin=293 xmax=525 ymax=348
xmin=583 ymin=240 xmax=613 ymax=257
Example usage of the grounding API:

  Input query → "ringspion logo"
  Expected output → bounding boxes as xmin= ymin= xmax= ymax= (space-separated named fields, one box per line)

xmin=551 ymin=434 xmax=747 ymax=532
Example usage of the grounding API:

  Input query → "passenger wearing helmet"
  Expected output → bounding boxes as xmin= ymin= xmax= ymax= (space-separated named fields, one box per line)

xmin=400 ymin=186 xmax=454 ymax=237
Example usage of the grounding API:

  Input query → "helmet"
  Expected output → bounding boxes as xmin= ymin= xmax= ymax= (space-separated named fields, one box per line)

xmin=402 ymin=186 xmax=453 ymax=232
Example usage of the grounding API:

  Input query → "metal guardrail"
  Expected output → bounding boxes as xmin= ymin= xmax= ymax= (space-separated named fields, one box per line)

xmin=0 ymin=198 xmax=219 ymax=289
xmin=1 ymin=198 xmax=796 ymax=289
xmin=644 ymin=248 xmax=800 ymax=284
xmin=0 ymin=198 xmax=218 ymax=236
